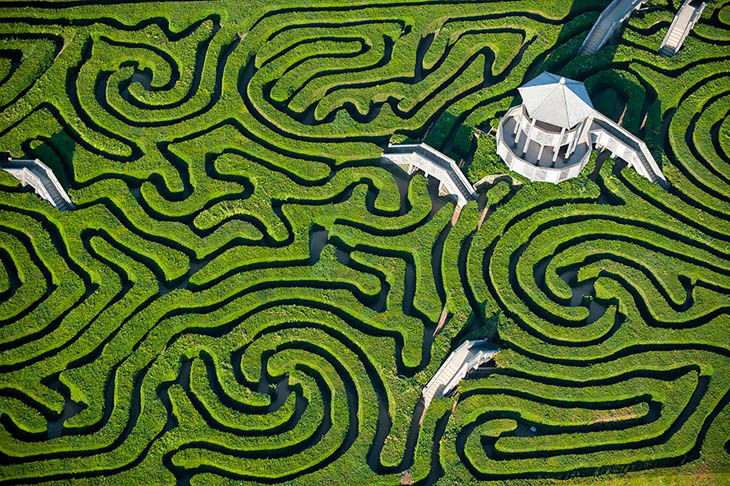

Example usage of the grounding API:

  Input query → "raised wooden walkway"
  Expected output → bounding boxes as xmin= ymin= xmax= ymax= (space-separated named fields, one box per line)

xmin=579 ymin=0 xmax=647 ymax=56
xmin=659 ymin=0 xmax=706 ymax=57
xmin=382 ymin=143 xmax=477 ymax=207
xmin=2 ymin=157 xmax=73 ymax=211
xmin=422 ymin=340 xmax=498 ymax=408
xmin=588 ymin=112 xmax=668 ymax=187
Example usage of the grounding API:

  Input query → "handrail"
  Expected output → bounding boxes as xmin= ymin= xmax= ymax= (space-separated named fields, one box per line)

xmin=16 ymin=168 xmax=53 ymax=202
xmin=2 ymin=158 xmax=74 ymax=209
xmin=383 ymin=143 xmax=477 ymax=206
xmin=659 ymin=0 xmax=706 ymax=56
xmin=33 ymin=158 xmax=73 ymax=206
xmin=497 ymin=105 xmax=666 ymax=186
xmin=580 ymin=0 xmax=646 ymax=55
xmin=422 ymin=340 xmax=498 ymax=407
xmin=581 ymin=0 xmax=624 ymax=50
xmin=499 ymin=106 xmax=591 ymax=172
xmin=589 ymin=112 xmax=667 ymax=185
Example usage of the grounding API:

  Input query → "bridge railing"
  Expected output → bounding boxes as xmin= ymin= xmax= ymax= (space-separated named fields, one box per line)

xmin=579 ymin=0 xmax=647 ymax=55
xmin=2 ymin=158 xmax=74 ymax=209
xmin=589 ymin=112 xmax=667 ymax=186
xmin=3 ymin=166 xmax=54 ymax=203
xmin=383 ymin=143 xmax=477 ymax=205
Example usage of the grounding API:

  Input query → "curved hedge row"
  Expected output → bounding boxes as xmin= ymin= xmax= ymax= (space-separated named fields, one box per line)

xmin=0 ymin=0 xmax=728 ymax=485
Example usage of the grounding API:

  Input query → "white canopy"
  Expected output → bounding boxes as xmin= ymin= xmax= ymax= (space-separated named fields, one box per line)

xmin=518 ymin=72 xmax=594 ymax=129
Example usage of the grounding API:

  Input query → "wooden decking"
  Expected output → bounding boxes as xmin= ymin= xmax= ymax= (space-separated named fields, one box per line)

xmin=422 ymin=340 xmax=498 ymax=408
xmin=2 ymin=158 xmax=73 ymax=210
xmin=659 ymin=0 xmax=706 ymax=57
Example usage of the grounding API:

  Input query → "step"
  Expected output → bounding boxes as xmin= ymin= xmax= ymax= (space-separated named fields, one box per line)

xmin=46 ymin=187 xmax=63 ymax=201
xmin=668 ymin=31 xmax=683 ymax=41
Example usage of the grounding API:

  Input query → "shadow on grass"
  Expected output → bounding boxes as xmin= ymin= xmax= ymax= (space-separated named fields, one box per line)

xmin=420 ymin=0 xmax=615 ymax=168
xmin=451 ymin=308 xmax=501 ymax=347
xmin=22 ymin=130 xmax=77 ymax=191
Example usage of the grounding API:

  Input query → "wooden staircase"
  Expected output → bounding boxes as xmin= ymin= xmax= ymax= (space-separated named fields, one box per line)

xmin=659 ymin=0 xmax=706 ymax=57
xmin=579 ymin=0 xmax=647 ymax=56
xmin=2 ymin=157 xmax=74 ymax=210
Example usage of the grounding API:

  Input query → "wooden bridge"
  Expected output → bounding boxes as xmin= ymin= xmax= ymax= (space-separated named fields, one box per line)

xmin=422 ymin=340 xmax=499 ymax=408
xmin=382 ymin=143 xmax=477 ymax=208
xmin=588 ymin=111 xmax=668 ymax=187
xmin=2 ymin=157 xmax=74 ymax=211
xmin=579 ymin=0 xmax=647 ymax=56
xmin=659 ymin=0 xmax=706 ymax=57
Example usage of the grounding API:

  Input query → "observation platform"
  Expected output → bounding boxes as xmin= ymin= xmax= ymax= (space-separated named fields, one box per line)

xmin=497 ymin=102 xmax=667 ymax=187
xmin=497 ymin=106 xmax=592 ymax=184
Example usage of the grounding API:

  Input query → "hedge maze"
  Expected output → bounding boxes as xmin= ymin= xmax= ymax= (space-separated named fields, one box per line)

xmin=0 ymin=0 xmax=729 ymax=484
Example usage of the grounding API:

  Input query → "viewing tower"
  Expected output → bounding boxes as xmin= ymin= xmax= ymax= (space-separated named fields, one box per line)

xmin=496 ymin=72 xmax=667 ymax=186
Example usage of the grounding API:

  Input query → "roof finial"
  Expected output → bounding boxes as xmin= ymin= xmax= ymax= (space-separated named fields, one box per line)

xmin=559 ymin=76 xmax=566 ymax=85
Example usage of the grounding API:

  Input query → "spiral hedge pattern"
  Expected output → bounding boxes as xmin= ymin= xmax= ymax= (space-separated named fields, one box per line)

xmin=0 ymin=0 xmax=729 ymax=484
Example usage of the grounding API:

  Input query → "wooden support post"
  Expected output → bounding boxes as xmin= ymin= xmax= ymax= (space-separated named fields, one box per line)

xmin=514 ymin=114 xmax=524 ymax=145
xmin=567 ymin=120 xmax=582 ymax=158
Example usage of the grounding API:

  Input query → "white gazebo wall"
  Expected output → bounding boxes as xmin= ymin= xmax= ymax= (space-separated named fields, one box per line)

xmin=497 ymin=116 xmax=591 ymax=184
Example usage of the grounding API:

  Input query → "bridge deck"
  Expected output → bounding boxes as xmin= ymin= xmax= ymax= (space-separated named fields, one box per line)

xmin=422 ymin=340 xmax=499 ymax=408
xmin=382 ymin=143 xmax=477 ymax=207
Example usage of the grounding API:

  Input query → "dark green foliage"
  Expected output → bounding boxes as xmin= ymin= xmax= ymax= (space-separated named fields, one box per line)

xmin=0 ymin=1 xmax=728 ymax=485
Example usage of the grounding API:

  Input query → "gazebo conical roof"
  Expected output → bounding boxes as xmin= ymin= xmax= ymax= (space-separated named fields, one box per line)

xmin=517 ymin=72 xmax=594 ymax=129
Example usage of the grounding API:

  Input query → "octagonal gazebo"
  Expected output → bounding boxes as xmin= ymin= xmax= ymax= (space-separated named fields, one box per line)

xmin=496 ymin=72 xmax=667 ymax=186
